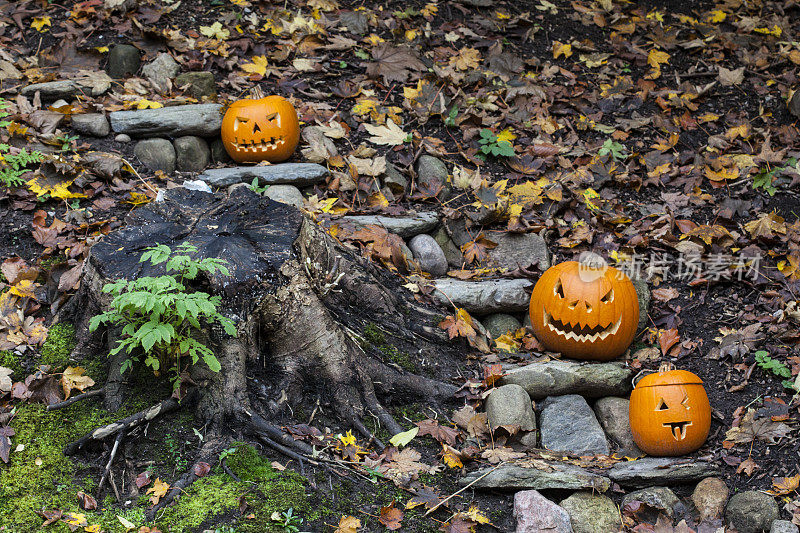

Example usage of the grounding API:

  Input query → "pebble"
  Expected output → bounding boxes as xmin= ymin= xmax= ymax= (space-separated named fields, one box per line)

xmin=134 ymin=138 xmax=176 ymax=173
xmin=173 ymin=136 xmax=211 ymax=172
xmin=72 ymin=113 xmax=110 ymax=137
xmin=174 ymin=71 xmax=217 ymax=98
xmin=110 ymin=103 xmax=223 ymax=137
xmin=771 ymin=520 xmax=799 ymax=533
xmin=21 ymin=80 xmax=84 ymax=101
xmin=514 ymin=490 xmax=573 ymax=533
xmin=540 ymin=395 xmax=609 ymax=456
xmin=115 ymin=133 xmax=132 ymax=143
xmin=725 ymin=491 xmax=779 ymax=533
xmin=341 ymin=212 xmax=439 ymax=239
xmin=459 ymin=461 xmax=610 ymax=492
xmin=485 ymin=384 xmax=536 ymax=433
xmin=408 ymin=234 xmax=448 ymax=277
xmin=432 ymin=227 xmax=463 ymax=267
xmin=501 ymin=360 xmax=633 ymax=399
xmin=142 ymin=52 xmax=180 ymax=94
xmin=431 ymin=278 xmax=532 ymax=314
xmin=197 ymin=163 xmax=328 ymax=188
xmin=482 ymin=313 xmax=522 ymax=339
xmin=559 ymin=492 xmax=622 ymax=533
xmin=593 ymin=397 xmax=642 ymax=455
xmin=609 ymin=458 xmax=720 ymax=488
xmin=416 ymin=155 xmax=450 ymax=196
xmin=106 ymin=44 xmax=141 ymax=79
xmin=265 ymin=185 xmax=304 ymax=208
xmin=383 ymin=163 xmax=408 ymax=195
xmin=622 ymin=487 xmax=681 ymax=519
xmin=691 ymin=477 xmax=728 ymax=521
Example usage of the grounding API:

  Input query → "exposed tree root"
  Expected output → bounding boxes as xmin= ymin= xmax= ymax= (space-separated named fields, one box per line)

xmin=47 ymin=388 xmax=105 ymax=411
xmin=97 ymin=430 xmax=125 ymax=499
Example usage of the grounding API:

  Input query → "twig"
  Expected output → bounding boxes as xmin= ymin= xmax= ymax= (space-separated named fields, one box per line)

xmin=424 ymin=465 xmax=500 ymax=516
xmin=47 ymin=388 xmax=104 ymax=410
xmin=98 ymin=430 xmax=125 ymax=497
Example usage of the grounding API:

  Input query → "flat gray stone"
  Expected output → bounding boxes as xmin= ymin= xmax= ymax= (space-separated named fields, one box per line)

xmin=514 ymin=490 xmax=573 ymax=533
xmin=485 ymin=384 xmax=536 ymax=432
xmin=342 ymin=212 xmax=439 ymax=239
xmin=622 ymin=487 xmax=681 ymax=518
xmin=692 ymin=477 xmax=728 ymax=521
xmin=726 ymin=491 xmax=779 ymax=533
xmin=110 ymin=103 xmax=223 ymax=137
xmin=609 ymin=458 xmax=720 ymax=488
xmin=265 ymin=185 xmax=304 ymax=208
xmin=134 ymin=138 xmax=175 ymax=173
xmin=21 ymin=80 xmax=103 ymax=101
xmin=409 ymin=234 xmax=448 ymax=277
xmin=72 ymin=113 xmax=110 ymax=137
xmin=483 ymin=313 xmax=522 ymax=339
xmin=142 ymin=52 xmax=180 ymax=94
xmin=501 ymin=360 xmax=633 ymax=400
xmin=487 ymin=232 xmax=550 ymax=271
xmin=460 ymin=461 xmax=610 ymax=492
xmin=593 ymin=397 xmax=642 ymax=455
xmin=174 ymin=71 xmax=216 ymax=98
xmin=197 ymin=163 xmax=328 ymax=188
xmin=560 ymin=492 xmax=621 ymax=533
xmin=416 ymin=155 xmax=450 ymax=196
xmin=431 ymin=278 xmax=532 ymax=313
xmin=107 ymin=44 xmax=140 ymax=78
xmin=771 ymin=520 xmax=799 ymax=533
xmin=540 ymin=395 xmax=609 ymax=456
xmin=173 ymin=136 xmax=210 ymax=172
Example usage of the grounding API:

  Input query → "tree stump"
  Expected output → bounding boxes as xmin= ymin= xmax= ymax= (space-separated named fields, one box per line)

xmin=62 ymin=186 xmax=460 ymax=455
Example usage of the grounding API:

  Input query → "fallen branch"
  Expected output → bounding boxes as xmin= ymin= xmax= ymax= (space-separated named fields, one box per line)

xmin=47 ymin=388 xmax=105 ymax=410
xmin=424 ymin=464 xmax=500 ymax=517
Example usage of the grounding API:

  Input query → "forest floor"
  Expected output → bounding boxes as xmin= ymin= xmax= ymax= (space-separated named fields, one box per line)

xmin=1 ymin=0 xmax=800 ymax=532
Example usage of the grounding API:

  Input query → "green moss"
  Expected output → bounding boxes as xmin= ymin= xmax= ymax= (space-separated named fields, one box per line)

xmin=0 ymin=349 xmax=23 ymax=375
xmin=0 ymin=401 xmax=133 ymax=531
xmin=156 ymin=475 xmax=242 ymax=532
xmin=363 ymin=322 xmax=386 ymax=345
xmin=362 ymin=323 xmax=417 ymax=372
xmin=40 ymin=322 xmax=77 ymax=368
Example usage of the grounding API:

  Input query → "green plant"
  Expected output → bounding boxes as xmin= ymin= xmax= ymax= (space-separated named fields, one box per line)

xmin=477 ymin=128 xmax=515 ymax=158
xmin=0 ymin=98 xmax=43 ymax=188
xmin=54 ymin=133 xmax=79 ymax=152
xmin=89 ymin=242 xmax=237 ymax=386
xmin=443 ymin=106 xmax=459 ymax=128
xmin=248 ymin=177 xmax=269 ymax=194
xmin=753 ymin=157 xmax=797 ymax=197
xmin=271 ymin=508 xmax=304 ymax=533
xmin=164 ymin=432 xmax=189 ymax=472
xmin=598 ymin=138 xmax=627 ymax=160
xmin=754 ymin=350 xmax=794 ymax=389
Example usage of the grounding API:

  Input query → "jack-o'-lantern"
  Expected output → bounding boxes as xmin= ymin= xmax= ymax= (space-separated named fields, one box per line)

xmin=529 ymin=255 xmax=639 ymax=360
xmin=629 ymin=364 xmax=710 ymax=456
xmin=221 ymin=94 xmax=300 ymax=163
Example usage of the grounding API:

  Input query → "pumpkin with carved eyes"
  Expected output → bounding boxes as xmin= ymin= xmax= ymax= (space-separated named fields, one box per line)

xmin=629 ymin=364 xmax=710 ymax=456
xmin=221 ymin=95 xmax=300 ymax=163
xmin=529 ymin=257 xmax=639 ymax=360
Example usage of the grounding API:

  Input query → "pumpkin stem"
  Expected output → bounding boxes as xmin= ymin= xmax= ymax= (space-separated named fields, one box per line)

xmin=658 ymin=362 xmax=675 ymax=373
xmin=250 ymin=85 xmax=266 ymax=100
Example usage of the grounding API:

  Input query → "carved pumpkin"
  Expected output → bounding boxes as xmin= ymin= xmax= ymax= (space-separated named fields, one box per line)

xmin=629 ymin=364 xmax=710 ymax=456
xmin=221 ymin=95 xmax=300 ymax=163
xmin=529 ymin=257 xmax=639 ymax=360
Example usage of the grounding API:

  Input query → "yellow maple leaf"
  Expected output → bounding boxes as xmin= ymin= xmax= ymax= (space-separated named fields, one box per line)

xmin=8 ymin=279 xmax=37 ymax=299
xmin=365 ymin=33 xmax=385 ymax=45
xmin=754 ymin=25 xmax=782 ymax=37
xmin=462 ymin=505 xmax=491 ymax=524
xmin=199 ymin=21 xmax=230 ymax=40
xmin=32 ymin=16 xmax=51 ymax=32
xmin=403 ymin=79 xmax=425 ymax=100
xmin=84 ymin=524 xmax=101 ymax=533
xmin=123 ymin=192 xmax=152 ymax=206
xmin=496 ymin=128 xmax=516 ymax=143
xmin=351 ymin=98 xmax=379 ymax=116
xmin=134 ymin=99 xmax=162 ymax=110
xmin=334 ymin=515 xmax=361 ymax=533
xmin=707 ymin=9 xmax=727 ymax=23
xmin=646 ymin=49 xmax=670 ymax=79
xmin=405 ymin=29 xmax=419 ymax=41
xmin=338 ymin=430 xmax=357 ymax=447
xmin=442 ymin=443 xmax=464 ymax=468
xmin=725 ymin=124 xmax=749 ymax=140
xmin=147 ymin=478 xmax=170 ymax=506
xmin=261 ymin=19 xmax=283 ymax=35
xmin=27 ymin=174 xmax=85 ymax=201
xmin=704 ymin=165 xmax=738 ymax=182
xmin=65 ymin=513 xmax=88 ymax=527
xmin=241 ymin=56 xmax=269 ymax=76
xmin=582 ymin=188 xmax=601 ymax=211
xmin=421 ymin=2 xmax=438 ymax=18
xmin=495 ymin=333 xmax=520 ymax=352
xmin=95 ymin=46 xmax=109 ymax=53
xmin=552 ymin=40 xmax=572 ymax=59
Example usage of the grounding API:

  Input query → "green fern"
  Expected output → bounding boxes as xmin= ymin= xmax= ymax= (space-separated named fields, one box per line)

xmin=0 ymin=98 xmax=43 ymax=188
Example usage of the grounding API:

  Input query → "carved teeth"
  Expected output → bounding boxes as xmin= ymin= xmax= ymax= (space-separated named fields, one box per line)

xmin=663 ymin=421 xmax=691 ymax=440
xmin=543 ymin=312 xmax=622 ymax=343
xmin=234 ymin=138 xmax=286 ymax=152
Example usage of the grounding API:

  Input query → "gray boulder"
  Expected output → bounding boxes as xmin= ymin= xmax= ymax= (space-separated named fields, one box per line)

xmin=725 ymin=491 xmax=779 ymax=533
xmin=771 ymin=520 xmax=799 ymax=533
xmin=265 ymin=185 xmax=304 ymax=208
xmin=197 ymin=163 xmax=328 ymax=188
xmin=593 ymin=397 xmax=641 ymax=455
xmin=692 ymin=477 xmax=728 ymax=521
xmin=460 ymin=462 xmax=610 ymax=492
xmin=514 ymin=490 xmax=573 ymax=533
xmin=432 ymin=227 xmax=463 ymax=268
xmin=174 ymin=71 xmax=216 ymax=98
xmin=408 ymin=234 xmax=448 ymax=277
xmin=107 ymin=44 xmax=141 ymax=78
xmin=482 ymin=313 xmax=522 ymax=339
xmin=501 ymin=360 xmax=633 ymax=399
xmin=485 ymin=384 xmax=536 ymax=432
xmin=560 ymin=492 xmax=621 ymax=533
xmin=540 ymin=395 xmax=609 ymax=456
xmin=142 ymin=52 xmax=180 ymax=94
xmin=72 ymin=113 xmax=110 ymax=137
xmin=622 ymin=487 xmax=681 ymax=519
xmin=383 ymin=163 xmax=408 ymax=195
xmin=21 ymin=79 xmax=109 ymax=101
xmin=110 ymin=103 xmax=223 ymax=137
xmin=609 ymin=458 xmax=720 ymax=488
xmin=134 ymin=138 xmax=175 ymax=173
xmin=209 ymin=138 xmax=232 ymax=163
xmin=431 ymin=278 xmax=532 ymax=314
xmin=173 ymin=136 xmax=210 ymax=172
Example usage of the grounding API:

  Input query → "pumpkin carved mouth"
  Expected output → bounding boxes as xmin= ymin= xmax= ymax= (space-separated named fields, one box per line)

xmin=663 ymin=420 xmax=692 ymax=440
xmin=231 ymin=137 xmax=287 ymax=153
xmin=543 ymin=312 xmax=622 ymax=343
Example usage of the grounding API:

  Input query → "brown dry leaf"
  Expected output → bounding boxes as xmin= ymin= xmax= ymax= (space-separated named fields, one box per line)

xmin=60 ymin=366 xmax=95 ymax=400
xmin=481 ymin=446 xmax=526 ymax=464
xmin=461 ymin=236 xmax=497 ymax=264
xmin=415 ymin=419 xmax=459 ymax=446
xmin=737 ymin=456 xmax=759 ymax=476
xmin=651 ymin=288 xmax=679 ymax=302
xmin=405 ymin=486 xmax=443 ymax=510
xmin=378 ymin=501 xmax=404 ymax=530
xmin=365 ymin=44 xmax=425 ymax=83
xmin=725 ymin=408 xmax=793 ymax=445
xmin=452 ymin=405 xmax=489 ymax=438
xmin=659 ymin=328 xmax=680 ymax=356
xmin=745 ymin=212 xmax=786 ymax=240
xmin=334 ymin=515 xmax=361 ymax=533
xmin=146 ymin=478 xmax=170 ymax=506
xmin=439 ymin=308 xmax=477 ymax=341
xmin=76 ymin=491 xmax=97 ymax=510
xmin=767 ymin=474 xmax=800 ymax=496
xmin=380 ymin=447 xmax=432 ymax=481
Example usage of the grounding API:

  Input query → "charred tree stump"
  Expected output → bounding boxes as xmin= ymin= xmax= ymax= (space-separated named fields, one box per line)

xmin=62 ymin=187 xmax=460 ymax=454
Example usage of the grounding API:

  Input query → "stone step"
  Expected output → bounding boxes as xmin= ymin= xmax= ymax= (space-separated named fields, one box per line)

xmin=110 ymin=103 xmax=223 ymax=137
xmin=196 ymin=163 xmax=328 ymax=188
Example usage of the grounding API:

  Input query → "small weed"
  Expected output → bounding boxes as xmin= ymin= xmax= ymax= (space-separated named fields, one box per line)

xmin=54 ymin=133 xmax=79 ymax=152
xmin=248 ymin=177 xmax=269 ymax=194
xmin=477 ymin=128 xmax=515 ymax=158
xmin=752 ymin=157 xmax=797 ymax=196
xmin=270 ymin=508 xmax=304 ymax=533
xmin=598 ymin=138 xmax=627 ymax=161
xmin=754 ymin=350 xmax=794 ymax=390
xmin=0 ymin=98 xmax=43 ymax=188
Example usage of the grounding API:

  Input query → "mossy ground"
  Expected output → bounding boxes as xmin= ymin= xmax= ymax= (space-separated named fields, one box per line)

xmin=362 ymin=322 xmax=418 ymax=372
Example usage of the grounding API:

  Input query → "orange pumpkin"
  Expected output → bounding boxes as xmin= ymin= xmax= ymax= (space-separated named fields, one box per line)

xmin=221 ymin=95 xmax=300 ymax=163
xmin=529 ymin=256 xmax=639 ymax=360
xmin=629 ymin=364 xmax=710 ymax=456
